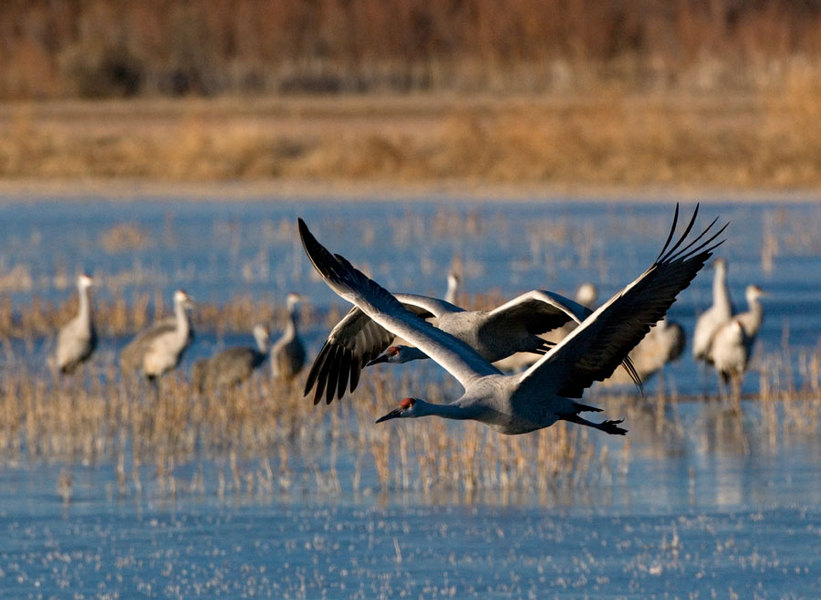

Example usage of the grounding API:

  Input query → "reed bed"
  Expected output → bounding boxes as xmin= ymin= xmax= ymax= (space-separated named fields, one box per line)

xmin=1 ymin=331 xmax=819 ymax=504
xmin=1 ymin=82 xmax=820 ymax=188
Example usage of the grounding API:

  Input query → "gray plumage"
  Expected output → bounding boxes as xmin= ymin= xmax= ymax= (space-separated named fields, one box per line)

xmin=693 ymin=257 xmax=732 ymax=363
xmin=55 ymin=274 xmax=97 ymax=374
xmin=271 ymin=293 xmax=306 ymax=382
xmin=120 ymin=290 xmax=194 ymax=381
xmin=193 ymin=324 xmax=270 ymax=391
xmin=298 ymin=204 xmax=725 ymax=435
xmin=306 ymin=286 xmax=609 ymax=406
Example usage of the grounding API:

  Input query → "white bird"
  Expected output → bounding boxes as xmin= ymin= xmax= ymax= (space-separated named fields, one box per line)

xmin=693 ymin=257 xmax=733 ymax=363
xmin=120 ymin=289 xmax=194 ymax=382
xmin=304 ymin=283 xmax=631 ymax=405
xmin=298 ymin=204 xmax=725 ymax=435
xmin=271 ymin=292 xmax=307 ymax=382
xmin=55 ymin=273 xmax=97 ymax=374
xmin=708 ymin=284 xmax=766 ymax=398
xmin=193 ymin=324 xmax=270 ymax=391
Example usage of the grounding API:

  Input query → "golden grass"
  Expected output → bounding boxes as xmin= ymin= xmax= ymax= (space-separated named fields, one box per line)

xmin=1 ymin=320 xmax=818 ymax=502
xmin=0 ymin=82 xmax=820 ymax=189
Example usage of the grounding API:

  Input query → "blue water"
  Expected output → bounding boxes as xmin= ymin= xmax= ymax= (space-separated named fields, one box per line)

xmin=1 ymin=191 xmax=820 ymax=597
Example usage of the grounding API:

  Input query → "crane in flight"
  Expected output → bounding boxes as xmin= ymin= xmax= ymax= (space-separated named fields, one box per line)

xmin=305 ymin=277 xmax=639 ymax=406
xmin=297 ymin=204 xmax=725 ymax=435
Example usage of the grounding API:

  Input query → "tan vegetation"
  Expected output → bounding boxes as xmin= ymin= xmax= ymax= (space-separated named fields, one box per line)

xmin=0 ymin=331 xmax=817 ymax=502
xmin=0 ymin=81 xmax=819 ymax=189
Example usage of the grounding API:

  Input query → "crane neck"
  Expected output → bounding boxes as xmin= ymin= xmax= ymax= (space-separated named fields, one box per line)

xmin=744 ymin=295 xmax=764 ymax=333
xmin=283 ymin=303 xmax=300 ymax=340
xmin=77 ymin=283 xmax=92 ymax=322
xmin=415 ymin=398 xmax=481 ymax=421
xmin=712 ymin=264 xmax=731 ymax=315
xmin=174 ymin=297 xmax=191 ymax=339
xmin=399 ymin=346 xmax=428 ymax=363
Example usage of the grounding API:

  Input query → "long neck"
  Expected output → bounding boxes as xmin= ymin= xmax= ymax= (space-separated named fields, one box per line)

xmin=742 ymin=295 xmax=764 ymax=335
xmin=174 ymin=298 xmax=190 ymax=341
xmin=283 ymin=303 xmax=298 ymax=341
xmin=77 ymin=284 xmax=93 ymax=329
xmin=713 ymin=265 xmax=731 ymax=317
xmin=401 ymin=346 xmax=429 ymax=363
xmin=417 ymin=398 xmax=482 ymax=421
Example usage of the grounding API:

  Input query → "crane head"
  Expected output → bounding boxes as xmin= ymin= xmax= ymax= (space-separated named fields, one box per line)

xmin=78 ymin=273 xmax=94 ymax=289
xmin=366 ymin=345 xmax=406 ymax=366
xmin=375 ymin=397 xmax=419 ymax=423
xmin=174 ymin=289 xmax=194 ymax=310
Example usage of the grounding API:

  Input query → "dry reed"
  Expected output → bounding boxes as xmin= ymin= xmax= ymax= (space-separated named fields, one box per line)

xmin=0 ymin=86 xmax=819 ymax=188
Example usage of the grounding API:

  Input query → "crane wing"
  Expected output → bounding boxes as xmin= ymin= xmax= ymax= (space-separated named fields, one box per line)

xmin=299 ymin=218 xmax=500 ymax=394
xmin=519 ymin=204 xmax=726 ymax=398
xmin=482 ymin=289 xmax=589 ymax=334
xmin=304 ymin=294 xmax=463 ymax=404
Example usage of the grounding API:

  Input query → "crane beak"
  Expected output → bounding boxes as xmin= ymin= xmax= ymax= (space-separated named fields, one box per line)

xmin=375 ymin=407 xmax=403 ymax=423
xmin=366 ymin=353 xmax=389 ymax=367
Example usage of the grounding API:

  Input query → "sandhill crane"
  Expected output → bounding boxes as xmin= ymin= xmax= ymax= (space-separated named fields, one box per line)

xmin=271 ymin=292 xmax=306 ymax=382
xmin=693 ymin=257 xmax=733 ymax=363
xmin=193 ymin=324 xmax=270 ymax=391
xmin=708 ymin=284 xmax=766 ymax=400
xmin=55 ymin=274 xmax=98 ymax=374
xmin=120 ymin=289 xmax=194 ymax=382
xmin=297 ymin=204 xmax=725 ymax=435
xmin=304 ymin=278 xmax=639 ymax=405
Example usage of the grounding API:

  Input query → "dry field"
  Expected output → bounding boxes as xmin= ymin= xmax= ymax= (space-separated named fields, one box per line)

xmin=0 ymin=81 xmax=819 ymax=191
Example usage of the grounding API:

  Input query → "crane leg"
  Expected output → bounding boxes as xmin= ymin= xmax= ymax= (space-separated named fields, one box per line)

xmin=557 ymin=412 xmax=628 ymax=435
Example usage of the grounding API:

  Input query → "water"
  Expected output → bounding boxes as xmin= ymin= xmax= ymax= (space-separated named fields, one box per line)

xmin=1 ymin=191 xmax=820 ymax=597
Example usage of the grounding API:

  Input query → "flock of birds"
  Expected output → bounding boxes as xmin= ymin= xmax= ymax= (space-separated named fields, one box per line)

xmin=55 ymin=281 xmax=307 ymax=390
xmin=53 ymin=203 xmax=766 ymax=436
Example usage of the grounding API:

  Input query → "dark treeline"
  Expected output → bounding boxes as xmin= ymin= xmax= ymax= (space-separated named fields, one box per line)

xmin=1 ymin=0 xmax=820 ymax=99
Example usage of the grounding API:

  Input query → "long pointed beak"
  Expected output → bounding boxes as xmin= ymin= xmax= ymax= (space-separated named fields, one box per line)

xmin=366 ymin=354 xmax=389 ymax=367
xmin=375 ymin=407 xmax=403 ymax=424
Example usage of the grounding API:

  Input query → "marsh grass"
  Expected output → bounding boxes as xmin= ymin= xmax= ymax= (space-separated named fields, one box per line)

xmin=2 ymin=330 xmax=819 ymax=503
xmin=0 ymin=84 xmax=819 ymax=188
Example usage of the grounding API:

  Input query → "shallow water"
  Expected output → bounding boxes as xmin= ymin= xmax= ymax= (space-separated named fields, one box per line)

xmin=1 ymin=192 xmax=820 ymax=597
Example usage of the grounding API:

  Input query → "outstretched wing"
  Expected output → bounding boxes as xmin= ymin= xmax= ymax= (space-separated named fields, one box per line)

xmin=520 ymin=204 xmax=726 ymax=398
xmin=482 ymin=289 xmax=589 ymax=334
xmin=483 ymin=289 xmax=642 ymax=389
xmin=304 ymin=294 xmax=463 ymax=405
xmin=299 ymin=219 xmax=500 ymax=396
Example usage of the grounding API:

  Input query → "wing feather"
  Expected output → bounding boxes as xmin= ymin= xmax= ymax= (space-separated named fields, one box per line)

xmin=520 ymin=204 xmax=726 ymax=398
xmin=299 ymin=219 xmax=499 ymax=391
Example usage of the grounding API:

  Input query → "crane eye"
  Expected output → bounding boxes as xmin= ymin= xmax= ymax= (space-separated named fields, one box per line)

xmin=399 ymin=398 xmax=415 ymax=410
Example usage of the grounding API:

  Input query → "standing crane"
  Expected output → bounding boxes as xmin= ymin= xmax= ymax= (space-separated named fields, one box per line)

xmin=120 ymin=289 xmax=194 ymax=382
xmin=708 ymin=284 xmax=766 ymax=401
xmin=297 ymin=204 xmax=725 ymax=435
xmin=55 ymin=273 xmax=97 ymax=374
xmin=270 ymin=292 xmax=307 ymax=382
xmin=693 ymin=257 xmax=733 ymax=363
xmin=193 ymin=324 xmax=270 ymax=391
